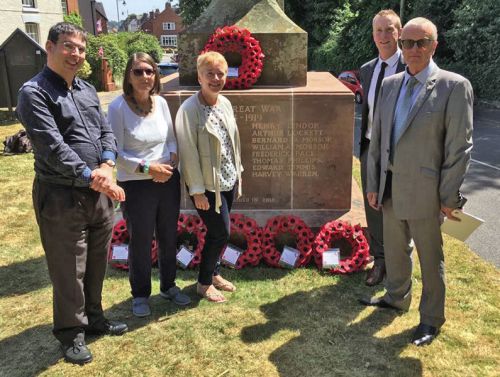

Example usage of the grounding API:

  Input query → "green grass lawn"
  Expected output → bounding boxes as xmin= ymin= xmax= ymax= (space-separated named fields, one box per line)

xmin=0 ymin=124 xmax=499 ymax=377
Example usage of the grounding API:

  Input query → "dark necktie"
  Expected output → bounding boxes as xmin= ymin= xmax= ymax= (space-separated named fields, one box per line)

xmin=373 ymin=61 xmax=388 ymax=115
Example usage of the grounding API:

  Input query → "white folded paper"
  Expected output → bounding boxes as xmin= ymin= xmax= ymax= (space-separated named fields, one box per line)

xmin=221 ymin=244 xmax=243 ymax=268
xmin=279 ymin=246 xmax=299 ymax=269
xmin=228 ymin=67 xmax=239 ymax=78
xmin=322 ymin=248 xmax=340 ymax=269
xmin=441 ymin=210 xmax=484 ymax=242
xmin=111 ymin=244 xmax=128 ymax=262
xmin=176 ymin=245 xmax=194 ymax=269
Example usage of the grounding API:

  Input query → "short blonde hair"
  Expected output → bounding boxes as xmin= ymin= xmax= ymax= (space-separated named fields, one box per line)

xmin=404 ymin=17 xmax=438 ymax=40
xmin=374 ymin=9 xmax=402 ymax=30
xmin=197 ymin=51 xmax=228 ymax=74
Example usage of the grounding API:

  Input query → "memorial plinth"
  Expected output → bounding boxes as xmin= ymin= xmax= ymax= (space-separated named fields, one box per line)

xmin=178 ymin=0 xmax=307 ymax=87
xmin=162 ymin=72 xmax=355 ymax=226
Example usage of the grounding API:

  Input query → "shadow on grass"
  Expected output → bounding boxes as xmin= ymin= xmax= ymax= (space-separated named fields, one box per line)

xmin=0 ymin=256 xmax=51 ymax=297
xmin=0 ymin=289 xmax=200 ymax=376
xmin=241 ymin=276 xmax=422 ymax=377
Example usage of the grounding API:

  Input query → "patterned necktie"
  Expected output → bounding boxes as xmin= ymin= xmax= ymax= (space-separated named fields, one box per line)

xmin=391 ymin=76 xmax=418 ymax=160
xmin=373 ymin=61 xmax=388 ymax=115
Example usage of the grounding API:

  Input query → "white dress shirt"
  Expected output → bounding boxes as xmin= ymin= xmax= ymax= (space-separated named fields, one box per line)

xmin=366 ymin=49 xmax=402 ymax=140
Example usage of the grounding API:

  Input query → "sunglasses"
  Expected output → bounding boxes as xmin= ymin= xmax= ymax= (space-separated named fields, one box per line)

xmin=131 ymin=68 xmax=155 ymax=77
xmin=61 ymin=41 xmax=86 ymax=55
xmin=399 ymin=38 xmax=434 ymax=49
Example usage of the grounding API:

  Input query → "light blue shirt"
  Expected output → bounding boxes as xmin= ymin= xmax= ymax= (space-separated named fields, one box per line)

xmin=396 ymin=59 xmax=437 ymax=114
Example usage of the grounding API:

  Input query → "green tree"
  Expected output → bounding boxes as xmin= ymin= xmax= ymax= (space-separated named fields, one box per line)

xmin=63 ymin=11 xmax=83 ymax=27
xmin=86 ymin=34 xmax=127 ymax=90
xmin=445 ymin=0 xmax=500 ymax=99
xmin=179 ymin=0 xmax=211 ymax=27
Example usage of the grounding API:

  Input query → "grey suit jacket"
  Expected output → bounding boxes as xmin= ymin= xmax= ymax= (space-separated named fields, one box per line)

xmin=367 ymin=65 xmax=473 ymax=219
xmin=359 ymin=55 xmax=405 ymax=154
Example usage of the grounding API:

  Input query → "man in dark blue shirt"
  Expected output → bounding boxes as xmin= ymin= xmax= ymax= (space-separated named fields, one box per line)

xmin=16 ymin=22 xmax=127 ymax=365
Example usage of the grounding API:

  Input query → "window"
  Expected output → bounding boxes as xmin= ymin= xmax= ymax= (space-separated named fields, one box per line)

xmin=25 ymin=22 xmax=40 ymax=43
xmin=162 ymin=22 xmax=175 ymax=31
xmin=22 ymin=0 xmax=35 ymax=7
xmin=161 ymin=35 xmax=177 ymax=47
xmin=61 ymin=0 xmax=68 ymax=15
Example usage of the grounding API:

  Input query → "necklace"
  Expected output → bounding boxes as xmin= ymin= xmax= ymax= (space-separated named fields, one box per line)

xmin=128 ymin=95 xmax=152 ymax=116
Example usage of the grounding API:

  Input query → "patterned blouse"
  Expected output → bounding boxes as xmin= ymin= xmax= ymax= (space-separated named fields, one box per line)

xmin=203 ymin=105 xmax=237 ymax=191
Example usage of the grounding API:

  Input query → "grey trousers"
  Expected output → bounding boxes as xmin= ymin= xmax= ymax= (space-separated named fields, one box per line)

xmin=33 ymin=178 xmax=114 ymax=345
xmin=360 ymin=145 xmax=385 ymax=262
xmin=382 ymin=198 xmax=446 ymax=328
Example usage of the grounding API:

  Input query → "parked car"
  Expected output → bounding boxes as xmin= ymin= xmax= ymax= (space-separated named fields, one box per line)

xmin=157 ymin=62 xmax=178 ymax=76
xmin=337 ymin=70 xmax=363 ymax=104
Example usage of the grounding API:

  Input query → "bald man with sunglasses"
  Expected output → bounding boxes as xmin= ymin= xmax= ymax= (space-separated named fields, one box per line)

xmin=363 ymin=17 xmax=473 ymax=346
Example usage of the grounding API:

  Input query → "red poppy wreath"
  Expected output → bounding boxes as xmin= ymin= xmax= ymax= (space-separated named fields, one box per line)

xmin=201 ymin=25 xmax=264 ymax=89
xmin=262 ymin=215 xmax=315 ymax=268
xmin=108 ymin=219 xmax=158 ymax=270
xmin=176 ymin=213 xmax=207 ymax=268
xmin=313 ymin=220 xmax=370 ymax=274
xmin=226 ymin=213 xmax=263 ymax=269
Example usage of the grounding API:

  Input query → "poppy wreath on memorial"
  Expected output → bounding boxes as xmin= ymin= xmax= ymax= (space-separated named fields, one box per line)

xmin=107 ymin=219 xmax=158 ymax=270
xmin=226 ymin=213 xmax=263 ymax=269
xmin=176 ymin=213 xmax=207 ymax=268
xmin=201 ymin=25 xmax=265 ymax=89
xmin=313 ymin=220 xmax=370 ymax=274
xmin=262 ymin=215 xmax=315 ymax=268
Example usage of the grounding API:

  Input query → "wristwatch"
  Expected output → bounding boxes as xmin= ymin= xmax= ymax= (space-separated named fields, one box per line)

xmin=103 ymin=160 xmax=116 ymax=168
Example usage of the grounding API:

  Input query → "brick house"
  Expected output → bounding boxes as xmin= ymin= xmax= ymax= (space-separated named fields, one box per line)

xmin=0 ymin=0 xmax=65 ymax=45
xmin=141 ymin=2 xmax=183 ymax=49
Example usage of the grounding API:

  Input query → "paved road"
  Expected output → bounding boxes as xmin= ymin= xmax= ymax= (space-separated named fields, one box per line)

xmin=353 ymin=104 xmax=500 ymax=268
xmin=461 ymin=108 xmax=500 ymax=267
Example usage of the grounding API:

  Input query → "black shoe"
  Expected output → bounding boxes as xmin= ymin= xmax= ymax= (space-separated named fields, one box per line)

xmin=358 ymin=296 xmax=402 ymax=311
xmin=61 ymin=334 xmax=93 ymax=365
xmin=411 ymin=323 xmax=439 ymax=346
xmin=365 ymin=263 xmax=386 ymax=286
xmin=85 ymin=319 xmax=128 ymax=336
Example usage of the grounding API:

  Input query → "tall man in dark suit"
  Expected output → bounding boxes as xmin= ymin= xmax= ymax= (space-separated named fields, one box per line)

xmin=359 ymin=9 xmax=405 ymax=286
xmin=363 ymin=17 xmax=473 ymax=346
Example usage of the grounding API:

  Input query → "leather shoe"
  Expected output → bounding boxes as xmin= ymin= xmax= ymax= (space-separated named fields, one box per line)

xmin=85 ymin=319 xmax=128 ymax=336
xmin=365 ymin=263 xmax=386 ymax=286
xmin=61 ymin=334 xmax=93 ymax=365
xmin=358 ymin=296 xmax=401 ymax=311
xmin=411 ymin=323 xmax=439 ymax=346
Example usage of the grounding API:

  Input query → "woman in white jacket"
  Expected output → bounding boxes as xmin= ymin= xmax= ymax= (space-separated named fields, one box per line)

xmin=176 ymin=51 xmax=243 ymax=303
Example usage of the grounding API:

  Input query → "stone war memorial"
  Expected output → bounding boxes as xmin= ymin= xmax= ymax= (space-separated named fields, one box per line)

xmin=162 ymin=0 xmax=357 ymax=227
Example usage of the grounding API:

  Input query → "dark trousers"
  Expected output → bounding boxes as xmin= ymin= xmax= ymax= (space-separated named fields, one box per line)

xmin=119 ymin=170 xmax=180 ymax=298
xmin=32 ymin=177 xmax=114 ymax=345
xmin=360 ymin=143 xmax=385 ymax=263
xmin=192 ymin=187 xmax=235 ymax=285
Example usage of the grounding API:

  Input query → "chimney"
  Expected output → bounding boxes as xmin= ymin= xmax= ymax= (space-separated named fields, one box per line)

xmin=149 ymin=11 xmax=154 ymax=19
xmin=165 ymin=2 xmax=171 ymax=9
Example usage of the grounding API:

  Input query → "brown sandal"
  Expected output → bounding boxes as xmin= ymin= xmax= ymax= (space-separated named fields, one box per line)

xmin=212 ymin=276 xmax=236 ymax=292
xmin=197 ymin=284 xmax=226 ymax=303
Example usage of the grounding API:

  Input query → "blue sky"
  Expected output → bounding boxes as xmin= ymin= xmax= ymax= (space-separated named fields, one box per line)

xmin=99 ymin=0 xmax=179 ymax=22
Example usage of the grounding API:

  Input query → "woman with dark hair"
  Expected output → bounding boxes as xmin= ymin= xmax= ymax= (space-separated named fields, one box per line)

xmin=176 ymin=51 xmax=243 ymax=303
xmin=108 ymin=52 xmax=190 ymax=317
